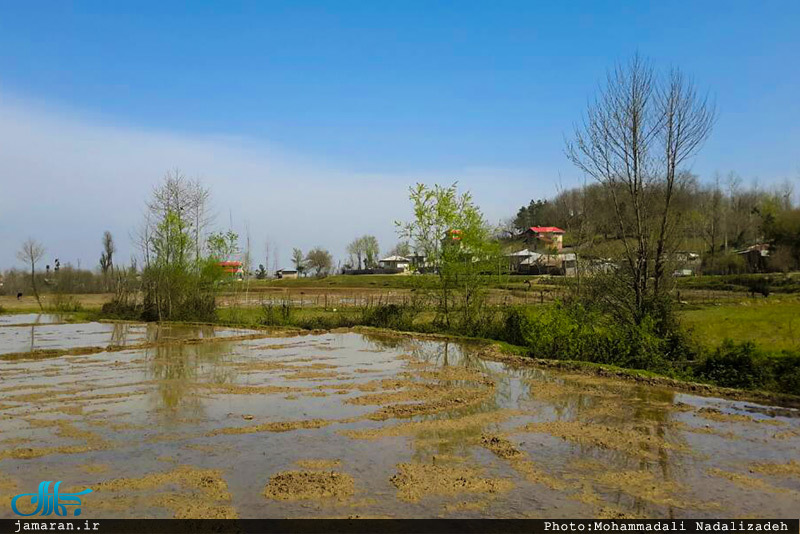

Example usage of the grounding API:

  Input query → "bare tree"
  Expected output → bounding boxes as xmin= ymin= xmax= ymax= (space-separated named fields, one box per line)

xmin=137 ymin=171 xmax=215 ymax=321
xmin=17 ymin=238 xmax=45 ymax=310
xmin=567 ymin=55 xmax=714 ymax=324
xmin=99 ymin=231 xmax=115 ymax=274
xmin=142 ymin=169 xmax=211 ymax=269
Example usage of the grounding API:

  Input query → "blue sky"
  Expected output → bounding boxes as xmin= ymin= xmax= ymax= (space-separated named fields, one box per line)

xmin=0 ymin=1 xmax=798 ymax=268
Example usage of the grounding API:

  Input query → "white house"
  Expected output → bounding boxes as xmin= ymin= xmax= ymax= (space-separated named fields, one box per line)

xmin=378 ymin=255 xmax=411 ymax=271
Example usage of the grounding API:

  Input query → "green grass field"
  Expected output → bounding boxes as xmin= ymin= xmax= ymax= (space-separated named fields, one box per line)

xmin=681 ymin=297 xmax=800 ymax=352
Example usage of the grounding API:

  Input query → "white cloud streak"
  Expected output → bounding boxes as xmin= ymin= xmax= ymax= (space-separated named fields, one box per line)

xmin=0 ymin=94 xmax=552 ymax=271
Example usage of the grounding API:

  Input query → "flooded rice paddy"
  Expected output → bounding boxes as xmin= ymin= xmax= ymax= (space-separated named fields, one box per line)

xmin=0 ymin=318 xmax=798 ymax=519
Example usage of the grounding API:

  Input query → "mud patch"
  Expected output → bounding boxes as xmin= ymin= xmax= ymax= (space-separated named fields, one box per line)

xmin=707 ymin=468 xmax=796 ymax=494
xmin=263 ymin=471 xmax=355 ymax=501
xmin=295 ymin=459 xmax=342 ymax=470
xmin=749 ymin=460 xmax=800 ymax=479
xmin=152 ymin=493 xmax=238 ymax=519
xmin=697 ymin=407 xmax=783 ymax=425
xmin=594 ymin=470 xmax=710 ymax=510
xmin=367 ymin=387 xmax=493 ymax=421
xmin=80 ymin=465 xmax=235 ymax=519
xmin=342 ymin=410 xmax=523 ymax=440
xmin=480 ymin=433 xmax=523 ymax=459
xmin=389 ymin=462 xmax=512 ymax=502
xmin=208 ymin=418 xmax=333 ymax=436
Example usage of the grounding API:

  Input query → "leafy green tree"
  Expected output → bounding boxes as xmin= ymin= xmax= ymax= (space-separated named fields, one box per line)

xmin=136 ymin=172 xmax=224 ymax=321
xmin=362 ymin=236 xmax=380 ymax=268
xmin=397 ymin=183 xmax=500 ymax=329
xmin=305 ymin=247 xmax=333 ymax=277
xmin=207 ymin=230 xmax=240 ymax=260
xmin=512 ymin=199 xmax=553 ymax=233
xmin=291 ymin=248 xmax=306 ymax=275
xmin=346 ymin=235 xmax=380 ymax=269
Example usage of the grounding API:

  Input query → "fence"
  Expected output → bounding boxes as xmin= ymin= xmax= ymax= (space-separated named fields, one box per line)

xmin=218 ymin=288 xmax=572 ymax=310
xmin=218 ymin=286 xmax=758 ymax=310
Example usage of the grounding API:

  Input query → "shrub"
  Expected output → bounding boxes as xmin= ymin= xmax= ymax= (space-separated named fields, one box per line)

xmin=771 ymin=353 xmax=800 ymax=395
xmin=260 ymin=301 xmax=294 ymax=326
xmin=360 ymin=304 xmax=416 ymax=331
xmin=697 ymin=341 xmax=770 ymax=390
xmin=50 ymin=293 xmax=84 ymax=313
xmin=101 ymin=300 xmax=141 ymax=320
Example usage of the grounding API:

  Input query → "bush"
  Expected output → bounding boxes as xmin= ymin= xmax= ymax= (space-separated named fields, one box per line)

xmin=50 ymin=293 xmax=84 ymax=313
xmin=260 ymin=301 xmax=294 ymax=326
xmin=770 ymin=353 xmax=800 ymax=395
xmin=295 ymin=313 xmax=358 ymax=330
xmin=140 ymin=264 xmax=219 ymax=322
xmin=359 ymin=304 xmax=416 ymax=331
xmin=491 ymin=305 xmax=680 ymax=374
xmin=697 ymin=341 xmax=770 ymax=390
xmin=101 ymin=300 xmax=141 ymax=320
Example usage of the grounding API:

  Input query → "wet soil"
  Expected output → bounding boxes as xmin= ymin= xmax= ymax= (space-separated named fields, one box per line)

xmin=0 ymin=319 xmax=798 ymax=518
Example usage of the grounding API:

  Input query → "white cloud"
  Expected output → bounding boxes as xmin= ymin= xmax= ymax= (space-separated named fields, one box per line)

xmin=0 ymin=94 xmax=554 ymax=271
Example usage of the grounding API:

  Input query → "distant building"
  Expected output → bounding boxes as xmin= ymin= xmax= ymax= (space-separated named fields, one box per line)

xmin=505 ymin=248 xmax=576 ymax=276
xmin=737 ymin=243 xmax=770 ymax=272
xmin=506 ymin=249 xmax=540 ymax=272
xmin=378 ymin=255 xmax=411 ymax=271
xmin=523 ymin=226 xmax=566 ymax=251
xmin=276 ymin=269 xmax=299 ymax=279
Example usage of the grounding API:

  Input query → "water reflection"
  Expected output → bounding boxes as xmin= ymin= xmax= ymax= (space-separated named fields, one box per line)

xmin=1 ymin=326 xmax=797 ymax=518
xmin=144 ymin=330 xmax=238 ymax=417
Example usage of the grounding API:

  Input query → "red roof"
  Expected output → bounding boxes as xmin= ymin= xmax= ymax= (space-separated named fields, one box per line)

xmin=529 ymin=226 xmax=565 ymax=234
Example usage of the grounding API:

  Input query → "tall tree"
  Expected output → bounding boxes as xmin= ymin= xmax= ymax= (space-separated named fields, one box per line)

xmin=566 ymin=55 xmax=714 ymax=325
xmin=397 ymin=183 xmax=498 ymax=328
xmin=291 ymin=248 xmax=306 ymax=275
xmin=362 ymin=235 xmax=380 ymax=268
xmin=137 ymin=171 xmax=219 ymax=321
xmin=17 ymin=238 xmax=45 ymax=310
xmin=346 ymin=235 xmax=380 ymax=269
xmin=346 ymin=238 xmax=364 ymax=269
xmin=99 ymin=231 xmax=115 ymax=275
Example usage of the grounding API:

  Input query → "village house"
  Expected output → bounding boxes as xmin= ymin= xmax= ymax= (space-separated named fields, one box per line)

xmin=737 ymin=243 xmax=770 ymax=272
xmin=505 ymin=248 xmax=576 ymax=276
xmin=218 ymin=260 xmax=244 ymax=280
xmin=276 ymin=269 xmax=299 ymax=279
xmin=378 ymin=255 xmax=411 ymax=272
xmin=523 ymin=226 xmax=565 ymax=251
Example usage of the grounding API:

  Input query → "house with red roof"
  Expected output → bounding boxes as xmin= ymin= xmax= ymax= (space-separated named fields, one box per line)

xmin=523 ymin=226 xmax=565 ymax=251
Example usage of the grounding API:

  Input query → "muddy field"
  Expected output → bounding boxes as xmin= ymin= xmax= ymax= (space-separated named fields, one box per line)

xmin=0 ymin=315 xmax=798 ymax=519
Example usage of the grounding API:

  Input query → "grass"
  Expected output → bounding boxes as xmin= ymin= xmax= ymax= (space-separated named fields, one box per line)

xmin=680 ymin=297 xmax=800 ymax=352
xmin=676 ymin=272 xmax=800 ymax=294
xmin=0 ymin=293 xmax=111 ymax=312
